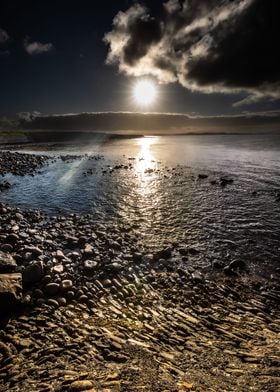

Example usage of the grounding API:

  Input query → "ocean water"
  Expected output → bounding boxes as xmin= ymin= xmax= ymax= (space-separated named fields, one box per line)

xmin=1 ymin=134 xmax=280 ymax=276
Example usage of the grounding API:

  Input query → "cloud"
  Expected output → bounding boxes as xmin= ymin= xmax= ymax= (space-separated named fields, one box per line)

xmin=0 ymin=28 xmax=9 ymax=45
xmin=104 ymin=0 xmax=280 ymax=106
xmin=17 ymin=111 xmax=41 ymax=121
xmin=23 ymin=37 xmax=53 ymax=55
xmin=16 ymin=110 xmax=280 ymax=134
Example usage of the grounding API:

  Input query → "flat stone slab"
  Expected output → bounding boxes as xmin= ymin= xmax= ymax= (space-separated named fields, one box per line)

xmin=0 ymin=273 xmax=22 ymax=312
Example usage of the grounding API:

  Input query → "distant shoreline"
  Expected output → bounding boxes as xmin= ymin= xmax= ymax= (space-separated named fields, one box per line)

xmin=1 ymin=129 xmax=280 ymax=147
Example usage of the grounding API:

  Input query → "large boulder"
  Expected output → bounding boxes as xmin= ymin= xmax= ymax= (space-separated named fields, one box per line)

xmin=0 ymin=273 xmax=22 ymax=313
xmin=0 ymin=251 xmax=17 ymax=273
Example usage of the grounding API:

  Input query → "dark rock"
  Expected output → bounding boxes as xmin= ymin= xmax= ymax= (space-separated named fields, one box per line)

xmin=220 ymin=177 xmax=234 ymax=187
xmin=57 ymin=297 xmax=67 ymax=306
xmin=23 ymin=246 xmax=43 ymax=257
xmin=0 ymin=181 xmax=12 ymax=191
xmin=154 ymin=247 xmax=172 ymax=260
xmin=84 ymin=259 xmax=98 ymax=275
xmin=0 ymin=273 xmax=22 ymax=313
xmin=212 ymin=260 xmax=224 ymax=269
xmin=191 ymin=271 xmax=204 ymax=283
xmin=47 ymin=298 xmax=59 ymax=307
xmin=5 ymin=233 xmax=19 ymax=245
xmin=188 ymin=247 xmax=200 ymax=255
xmin=22 ymin=261 xmax=44 ymax=285
xmin=83 ymin=244 xmax=94 ymax=257
xmin=0 ymin=251 xmax=17 ymax=273
xmin=44 ymin=282 xmax=60 ymax=296
xmin=223 ymin=266 xmax=237 ymax=276
xmin=33 ymin=288 xmax=44 ymax=298
xmin=198 ymin=174 xmax=208 ymax=179
xmin=178 ymin=247 xmax=188 ymax=256
xmin=106 ymin=262 xmax=123 ymax=274
xmin=228 ymin=259 xmax=246 ymax=271
xmin=133 ymin=252 xmax=143 ymax=262
xmin=0 ymin=243 xmax=13 ymax=253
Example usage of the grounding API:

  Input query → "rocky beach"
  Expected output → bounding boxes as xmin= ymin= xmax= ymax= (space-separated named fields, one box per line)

xmin=0 ymin=148 xmax=280 ymax=392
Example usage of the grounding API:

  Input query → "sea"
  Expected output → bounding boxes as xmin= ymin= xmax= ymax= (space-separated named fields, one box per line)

xmin=1 ymin=134 xmax=280 ymax=278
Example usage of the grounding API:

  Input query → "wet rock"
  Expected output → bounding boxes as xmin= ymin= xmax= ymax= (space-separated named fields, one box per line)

xmin=198 ymin=174 xmax=208 ymax=179
xmin=0 ymin=251 xmax=17 ymax=273
xmin=230 ymin=259 xmax=246 ymax=270
xmin=56 ymin=250 xmax=65 ymax=259
xmin=0 ymin=243 xmax=13 ymax=253
xmin=61 ymin=279 xmax=73 ymax=291
xmin=191 ymin=271 xmax=204 ymax=283
xmin=33 ymin=288 xmax=44 ymax=298
xmin=5 ymin=233 xmax=19 ymax=245
xmin=188 ymin=247 xmax=200 ymax=255
xmin=84 ymin=260 xmax=98 ymax=275
xmin=83 ymin=244 xmax=94 ymax=257
xmin=0 ymin=273 xmax=22 ymax=313
xmin=15 ymin=212 xmax=24 ymax=221
xmin=22 ymin=261 xmax=44 ymax=285
xmin=47 ymin=298 xmax=59 ymax=307
xmin=154 ymin=247 xmax=172 ymax=260
xmin=52 ymin=264 xmax=64 ymax=273
xmin=223 ymin=266 xmax=237 ymax=276
xmin=227 ymin=259 xmax=246 ymax=272
xmin=57 ymin=296 xmax=67 ymax=306
xmin=0 ymin=180 xmax=11 ymax=191
xmin=23 ymin=245 xmax=43 ymax=257
xmin=178 ymin=247 xmax=188 ymax=256
xmin=133 ymin=252 xmax=143 ymax=262
xmin=106 ymin=262 xmax=123 ymax=274
xmin=212 ymin=260 xmax=224 ymax=269
xmin=220 ymin=177 xmax=234 ymax=187
xmin=44 ymin=282 xmax=60 ymax=296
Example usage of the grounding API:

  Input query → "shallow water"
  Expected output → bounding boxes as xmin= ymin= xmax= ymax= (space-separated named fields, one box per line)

xmin=1 ymin=134 xmax=280 ymax=276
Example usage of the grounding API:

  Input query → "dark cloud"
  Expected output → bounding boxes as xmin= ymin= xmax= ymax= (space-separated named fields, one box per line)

xmin=0 ymin=27 xmax=10 ymax=56
xmin=23 ymin=37 xmax=53 ymax=55
xmin=0 ymin=28 xmax=9 ymax=44
xmin=104 ymin=0 xmax=280 ymax=106
xmin=16 ymin=110 xmax=280 ymax=134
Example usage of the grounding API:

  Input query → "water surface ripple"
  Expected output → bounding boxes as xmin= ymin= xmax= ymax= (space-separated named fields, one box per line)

xmin=1 ymin=134 xmax=280 ymax=276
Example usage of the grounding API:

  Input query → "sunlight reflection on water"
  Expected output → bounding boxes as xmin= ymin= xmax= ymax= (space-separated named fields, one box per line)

xmin=2 ymin=134 xmax=280 ymax=276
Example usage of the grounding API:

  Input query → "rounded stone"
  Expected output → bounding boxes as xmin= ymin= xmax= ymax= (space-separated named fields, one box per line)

xmin=60 ymin=279 xmax=73 ymax=291
xmin=44 ymin=282 xmax=60 ymax=296
xmin=36 ymin=298 xmax=46 ymax=307
xmin=69 ymin=380 xmax=94 ymax=391
xmin=57 ymin=297 xmax=67 ymax=306
xmin=84 ymin=260 xmax=98 ymax=274
xmin=47 ymin=298 xmax=59 ymax=307
xmin=65 ymin=290 xmax=75 ymax=300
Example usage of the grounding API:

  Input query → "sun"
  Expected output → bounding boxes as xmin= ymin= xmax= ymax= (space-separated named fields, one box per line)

xmin=133 ymin=79 xmax=157 ymax=106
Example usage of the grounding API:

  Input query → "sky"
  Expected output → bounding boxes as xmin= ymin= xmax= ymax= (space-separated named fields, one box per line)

xmin=0 ymin=0 xmax=280 ymax=130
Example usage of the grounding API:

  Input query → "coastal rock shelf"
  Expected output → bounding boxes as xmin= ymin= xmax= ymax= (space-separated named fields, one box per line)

xmin=0 ymin=202 xmax=279 ymax=392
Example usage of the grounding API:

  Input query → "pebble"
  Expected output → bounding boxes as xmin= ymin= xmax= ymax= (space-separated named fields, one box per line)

xmin=68 ymin=380 xmax=94 ymax=391
xmin=61 ymin=279 xmax=73 ymax=291
xmin=44 ymin=282 xmax=60 ymax=296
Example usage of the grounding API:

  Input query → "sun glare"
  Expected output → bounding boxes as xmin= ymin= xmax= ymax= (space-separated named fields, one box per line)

xmin=133 ymin=80 xmax=157 ymax=106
